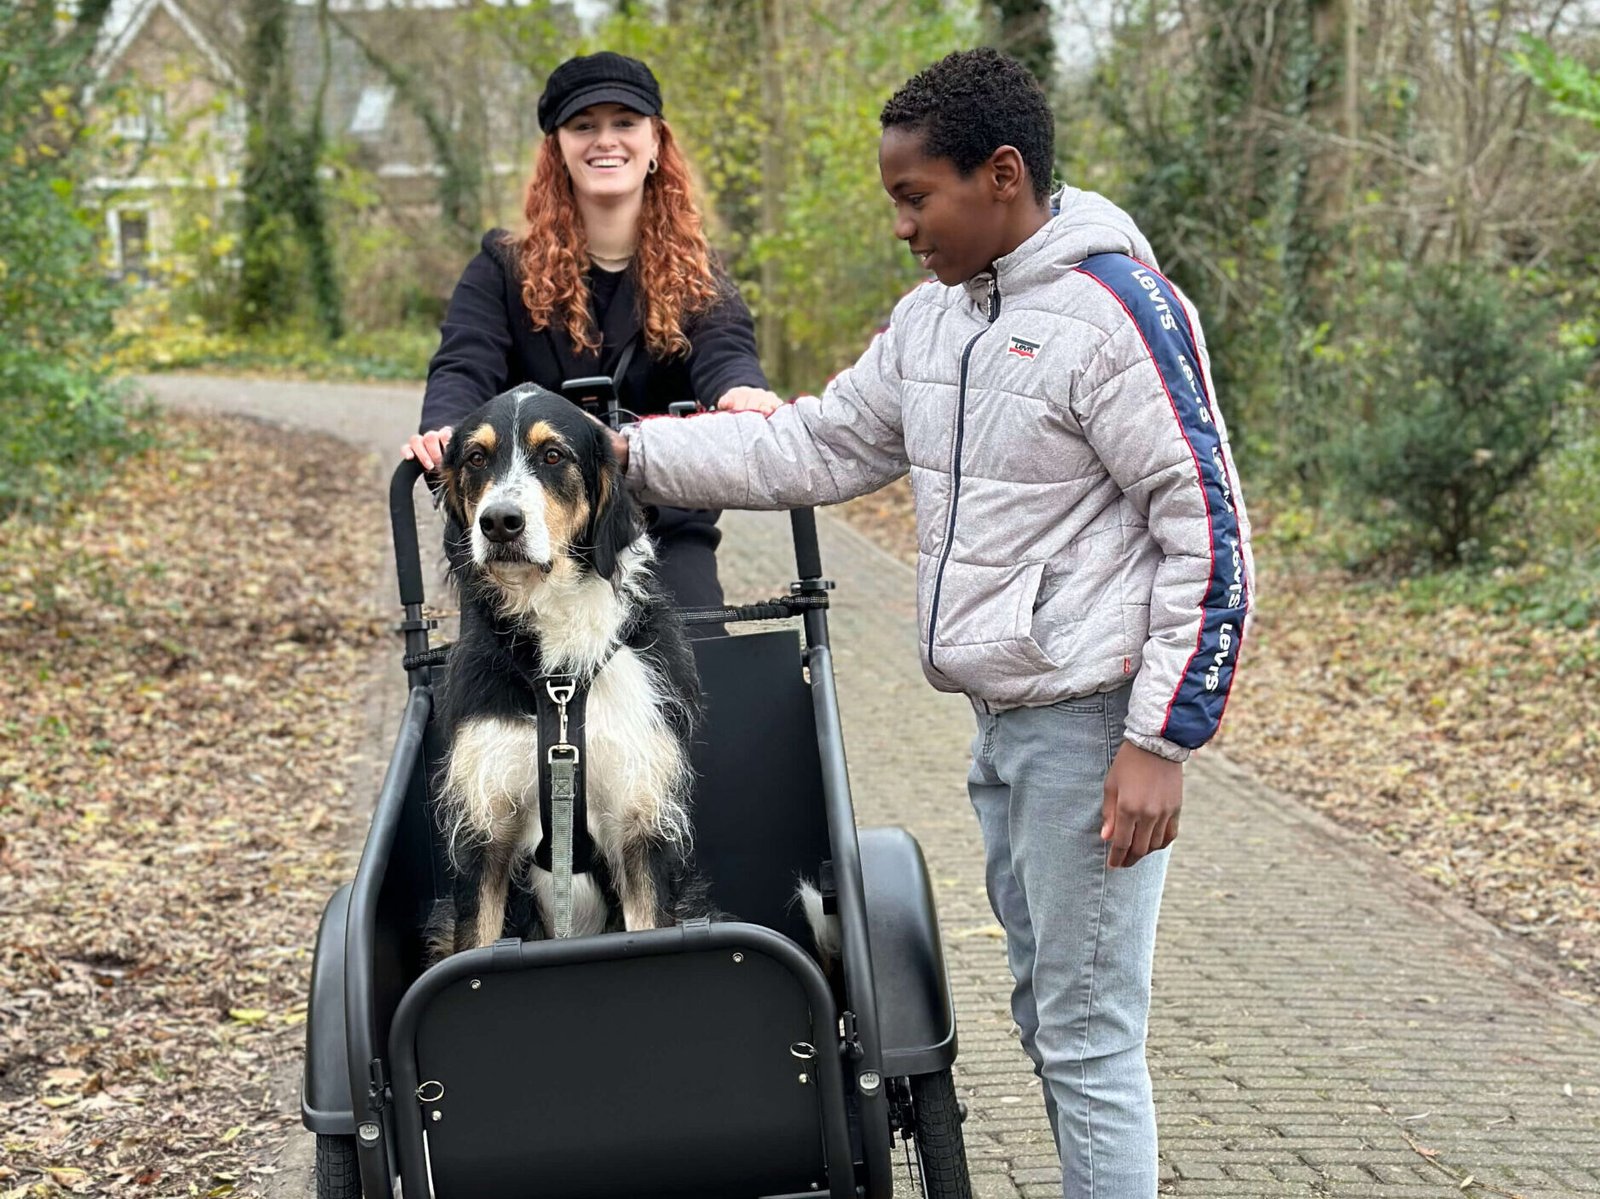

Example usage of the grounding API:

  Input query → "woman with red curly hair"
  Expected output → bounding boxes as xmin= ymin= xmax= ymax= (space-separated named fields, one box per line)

xmin=405 ymin=51 xmax=781 ymax=611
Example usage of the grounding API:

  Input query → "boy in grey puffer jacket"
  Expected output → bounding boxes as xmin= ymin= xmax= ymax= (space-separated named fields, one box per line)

xmin=615 ymin=49 xmax=1253 ymax=1198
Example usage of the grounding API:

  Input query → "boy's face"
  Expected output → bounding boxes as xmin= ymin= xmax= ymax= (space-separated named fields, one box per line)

xmin=879 ymin=125 xmax=1012 ymax=287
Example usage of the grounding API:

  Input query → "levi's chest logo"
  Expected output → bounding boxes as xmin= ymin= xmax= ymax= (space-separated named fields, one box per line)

xmin=1006 ymin=334 xmax=1042 ymax=361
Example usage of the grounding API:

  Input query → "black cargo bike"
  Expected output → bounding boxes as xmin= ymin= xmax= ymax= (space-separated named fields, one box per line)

xmin=298 ymin=450 xmax=973 ymax=1199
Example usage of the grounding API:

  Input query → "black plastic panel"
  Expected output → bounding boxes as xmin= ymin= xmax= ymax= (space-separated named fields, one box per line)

xmin=412 ymin=944 xmax=830 ymax=1198
xmin=301 ymin=884 xmax=354 ymax=1133
xmin=688 ymin=630 xmax=832 ymax=944
xmin=859 ymin=828 xmax=958 ymax=1077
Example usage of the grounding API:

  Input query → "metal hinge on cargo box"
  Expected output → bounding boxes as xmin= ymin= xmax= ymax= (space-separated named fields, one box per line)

xmin=841 ymin=1010 xmax=864 ymax=1062
xmin=818 ymin=860 xmax=838 ymax=915
xmin=368 ymin=1058 xmax=390 ymax=1112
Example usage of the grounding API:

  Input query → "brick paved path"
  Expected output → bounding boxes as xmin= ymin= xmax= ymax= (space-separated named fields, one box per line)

xmin=147 ymin=376 xmax=1600 ymax=1199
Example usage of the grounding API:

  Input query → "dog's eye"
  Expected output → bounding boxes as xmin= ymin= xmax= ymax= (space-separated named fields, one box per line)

xmin=465 ymin=449 xmax=487 ymax=469
xmin=542 ymin=448 xmax=564 ymax=466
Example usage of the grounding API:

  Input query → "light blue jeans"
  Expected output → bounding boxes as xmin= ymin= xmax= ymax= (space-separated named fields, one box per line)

xmin=968 ymin=684 xmax=1169 ymax=1199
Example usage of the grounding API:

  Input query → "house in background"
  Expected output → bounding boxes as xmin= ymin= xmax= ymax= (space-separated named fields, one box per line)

xmin=87 ymin=0 xmax=244 ymax=278
xmin=83 ymin=0 xmax=568 ymax=308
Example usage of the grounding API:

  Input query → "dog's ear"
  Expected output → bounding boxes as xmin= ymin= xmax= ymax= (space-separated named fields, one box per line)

xmin=436 ymin=432 xmax=467 ymax=525
xmin=581 ymin=432 xmax=638 ymax=582
xmin=435 ymin=434 xmax=474 ymax=579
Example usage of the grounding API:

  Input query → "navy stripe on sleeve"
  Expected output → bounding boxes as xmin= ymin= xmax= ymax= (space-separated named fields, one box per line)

xmin=1075 ymin=253 xmax=1248 ymax=748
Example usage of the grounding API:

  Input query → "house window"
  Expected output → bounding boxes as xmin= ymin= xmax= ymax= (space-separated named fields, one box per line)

xmin=111 ymin=108 xmax=149 ymax=140
xmin=112 ymin=94 xmax=168 ymax=143
xmin=118 ymin=211 xmax=149 ymax=273
xmin=349 ymin=85 xmax=394 ymax=137
xmin=218 ymin=96 xmax=246 ymax=138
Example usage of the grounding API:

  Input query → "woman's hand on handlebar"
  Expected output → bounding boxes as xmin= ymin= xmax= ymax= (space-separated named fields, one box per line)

xmin=402 ymin=427 xmax=453 ymax=471
xmin=715 ymin=386 xmax=785 ymax=415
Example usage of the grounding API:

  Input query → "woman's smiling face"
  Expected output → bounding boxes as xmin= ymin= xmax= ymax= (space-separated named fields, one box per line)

xmin=556 ymin=103 xmax=660 ymax=203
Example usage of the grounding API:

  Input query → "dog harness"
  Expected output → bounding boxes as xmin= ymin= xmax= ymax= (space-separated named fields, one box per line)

xmin=532 ymin=672 xmax=598 ymax=938
xmin=495 ymin=615 xmax=636 ymax=939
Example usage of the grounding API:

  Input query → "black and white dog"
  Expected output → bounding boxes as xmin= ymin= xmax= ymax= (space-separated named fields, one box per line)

xmin=428 ymin=385 xmax=712 ymax=956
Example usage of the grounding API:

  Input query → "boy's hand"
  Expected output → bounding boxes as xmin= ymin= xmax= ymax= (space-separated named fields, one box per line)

xmin=609 ymin=428 xmax=629 ymax=471
xmin=1101 ymin=742 xmax=1183 ymax=868
xmin=716 ymin=386 xmax=785 ymax=415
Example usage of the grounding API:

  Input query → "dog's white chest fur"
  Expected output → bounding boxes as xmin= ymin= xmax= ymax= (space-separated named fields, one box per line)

xmin=443 ymin=644 xmax=691 ymax=937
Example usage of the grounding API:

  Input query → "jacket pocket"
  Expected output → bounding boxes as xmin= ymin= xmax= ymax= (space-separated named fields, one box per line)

xmin=930 ymin=558 xmax=1055 ymax=672
xmin=1028 ymin=560 xmax=1086 ymax=670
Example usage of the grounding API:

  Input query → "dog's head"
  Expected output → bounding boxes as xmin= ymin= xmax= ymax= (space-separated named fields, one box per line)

xmin=437 ymin=386 xmax=639 ymax=594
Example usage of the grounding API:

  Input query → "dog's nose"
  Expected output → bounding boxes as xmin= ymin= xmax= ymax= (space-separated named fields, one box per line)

xmin=478 ymin=502 xmax=525 ymax=543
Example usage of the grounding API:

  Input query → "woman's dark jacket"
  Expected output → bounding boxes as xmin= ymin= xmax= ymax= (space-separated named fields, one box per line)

xmin=421 ymin=228 xmax=767 ymax=432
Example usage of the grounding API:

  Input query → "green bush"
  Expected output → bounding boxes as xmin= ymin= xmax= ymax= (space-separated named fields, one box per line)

xmin=0 ymin=351 xmax=152 ymax=520
xmin=1329 ymin=264 xmax=1591 ymax=565
xmin=1 ymin=1 xmax=146 ymax=518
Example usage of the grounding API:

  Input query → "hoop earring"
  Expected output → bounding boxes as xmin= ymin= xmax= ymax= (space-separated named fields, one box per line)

xmin=648 ymin=157 xmax=659 ymax=175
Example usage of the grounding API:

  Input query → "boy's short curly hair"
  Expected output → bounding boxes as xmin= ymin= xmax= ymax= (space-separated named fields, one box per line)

xmin=880 ymin=48 xmax=1055 ymax=205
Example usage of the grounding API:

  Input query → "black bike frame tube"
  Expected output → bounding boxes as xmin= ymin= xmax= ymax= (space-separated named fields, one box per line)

xmin=789 ymin=509 xmax=829 ymax=650
xmin=802 ymin=598 xmax=829 ymax=652
xmin=387 ymin=924 xmax=857 ymax=1199
xmin=790 ymin=507 xmax=823 ymax=579
xmin=344 ymin=684 xmax=432 ymax=1199
xmin=807 ymin=642 xmax=893 ymax=1198
xmin=391 ymin=460 xmax=428 ymax=610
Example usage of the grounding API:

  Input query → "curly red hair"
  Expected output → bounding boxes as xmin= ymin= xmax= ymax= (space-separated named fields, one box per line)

xmin=508 ymin=119 xmax=721 ymax=359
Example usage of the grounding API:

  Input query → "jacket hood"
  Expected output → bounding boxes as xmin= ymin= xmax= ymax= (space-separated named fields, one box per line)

xmin=963 ymin=187 xmax=1158 ymax=307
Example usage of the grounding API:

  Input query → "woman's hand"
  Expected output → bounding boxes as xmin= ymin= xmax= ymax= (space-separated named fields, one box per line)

xmin=402 ymin=427 xmax=453 ymax=471
xmin=715 ymin=386 xmax=785 ymax=415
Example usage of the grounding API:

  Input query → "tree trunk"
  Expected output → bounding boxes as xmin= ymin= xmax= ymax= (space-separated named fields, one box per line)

xmin=331 ymin=10 xmax=484 ymax=248
xmin=239 ymin=0 xmax=291 ymax=328
xmin=237 ymin=0 xmax=342 ymax=336
xmin=73 ymin=0 xmax=115 ymax=40
xmin=757 ymin=0 xmax=787 ymax=384
xmin=298 ymin=0 xmax=343 ymax=338
xmin=990 ymin=0 xmax=1054 ymax=92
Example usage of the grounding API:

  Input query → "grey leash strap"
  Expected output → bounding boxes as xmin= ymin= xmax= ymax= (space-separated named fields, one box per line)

xmin=545 ymin=679 xmax=580 ymax=939
xmin=528 ymin=658 xmax=605 ymax=936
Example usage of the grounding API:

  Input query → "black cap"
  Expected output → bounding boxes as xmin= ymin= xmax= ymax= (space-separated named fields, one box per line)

xmin=538 ymin=52 xmax=663 ymax=134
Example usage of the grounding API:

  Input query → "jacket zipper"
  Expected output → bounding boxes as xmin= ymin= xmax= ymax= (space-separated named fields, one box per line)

xmin=926 ymin=280 xmax=1002 ymax=670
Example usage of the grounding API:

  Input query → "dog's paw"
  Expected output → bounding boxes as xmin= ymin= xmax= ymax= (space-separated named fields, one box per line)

xmin=421 ymin=899 xmax=457 ymax=968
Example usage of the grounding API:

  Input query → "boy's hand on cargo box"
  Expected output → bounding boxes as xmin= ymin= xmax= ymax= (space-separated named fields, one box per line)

xmin=1101 ymin=742 xmax=1183 ymax=868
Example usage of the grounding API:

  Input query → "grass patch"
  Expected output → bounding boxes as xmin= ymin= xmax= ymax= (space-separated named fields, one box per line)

xmin=107 ymin=318 xmax=437 ymax=383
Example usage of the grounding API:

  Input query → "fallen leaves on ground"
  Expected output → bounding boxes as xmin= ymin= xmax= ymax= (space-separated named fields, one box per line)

xmin=1 ymin=415 xmax=388 ymax=1195
xmin=838 ymin=480 xmax=1600 ymax=1000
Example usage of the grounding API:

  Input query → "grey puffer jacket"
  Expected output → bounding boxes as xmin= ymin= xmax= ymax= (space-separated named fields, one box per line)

xmin=624 ymin=188 xmax=1254 ymax=761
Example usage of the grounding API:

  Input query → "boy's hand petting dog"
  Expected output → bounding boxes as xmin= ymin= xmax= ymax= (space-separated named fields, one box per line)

xmin=1101 ymin=742 xmax=1183 ymax=869
xmin=715 ymin=386 xmax=786 ymax=415
xmin=587 ymin=389 xmax=784 ymax=473
xmin=403 ymin=427 xmax=454 ymax=471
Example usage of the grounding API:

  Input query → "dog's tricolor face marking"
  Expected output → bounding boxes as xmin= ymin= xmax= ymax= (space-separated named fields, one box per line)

xmin=440 ymin=386 xmax=636 ymax=590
